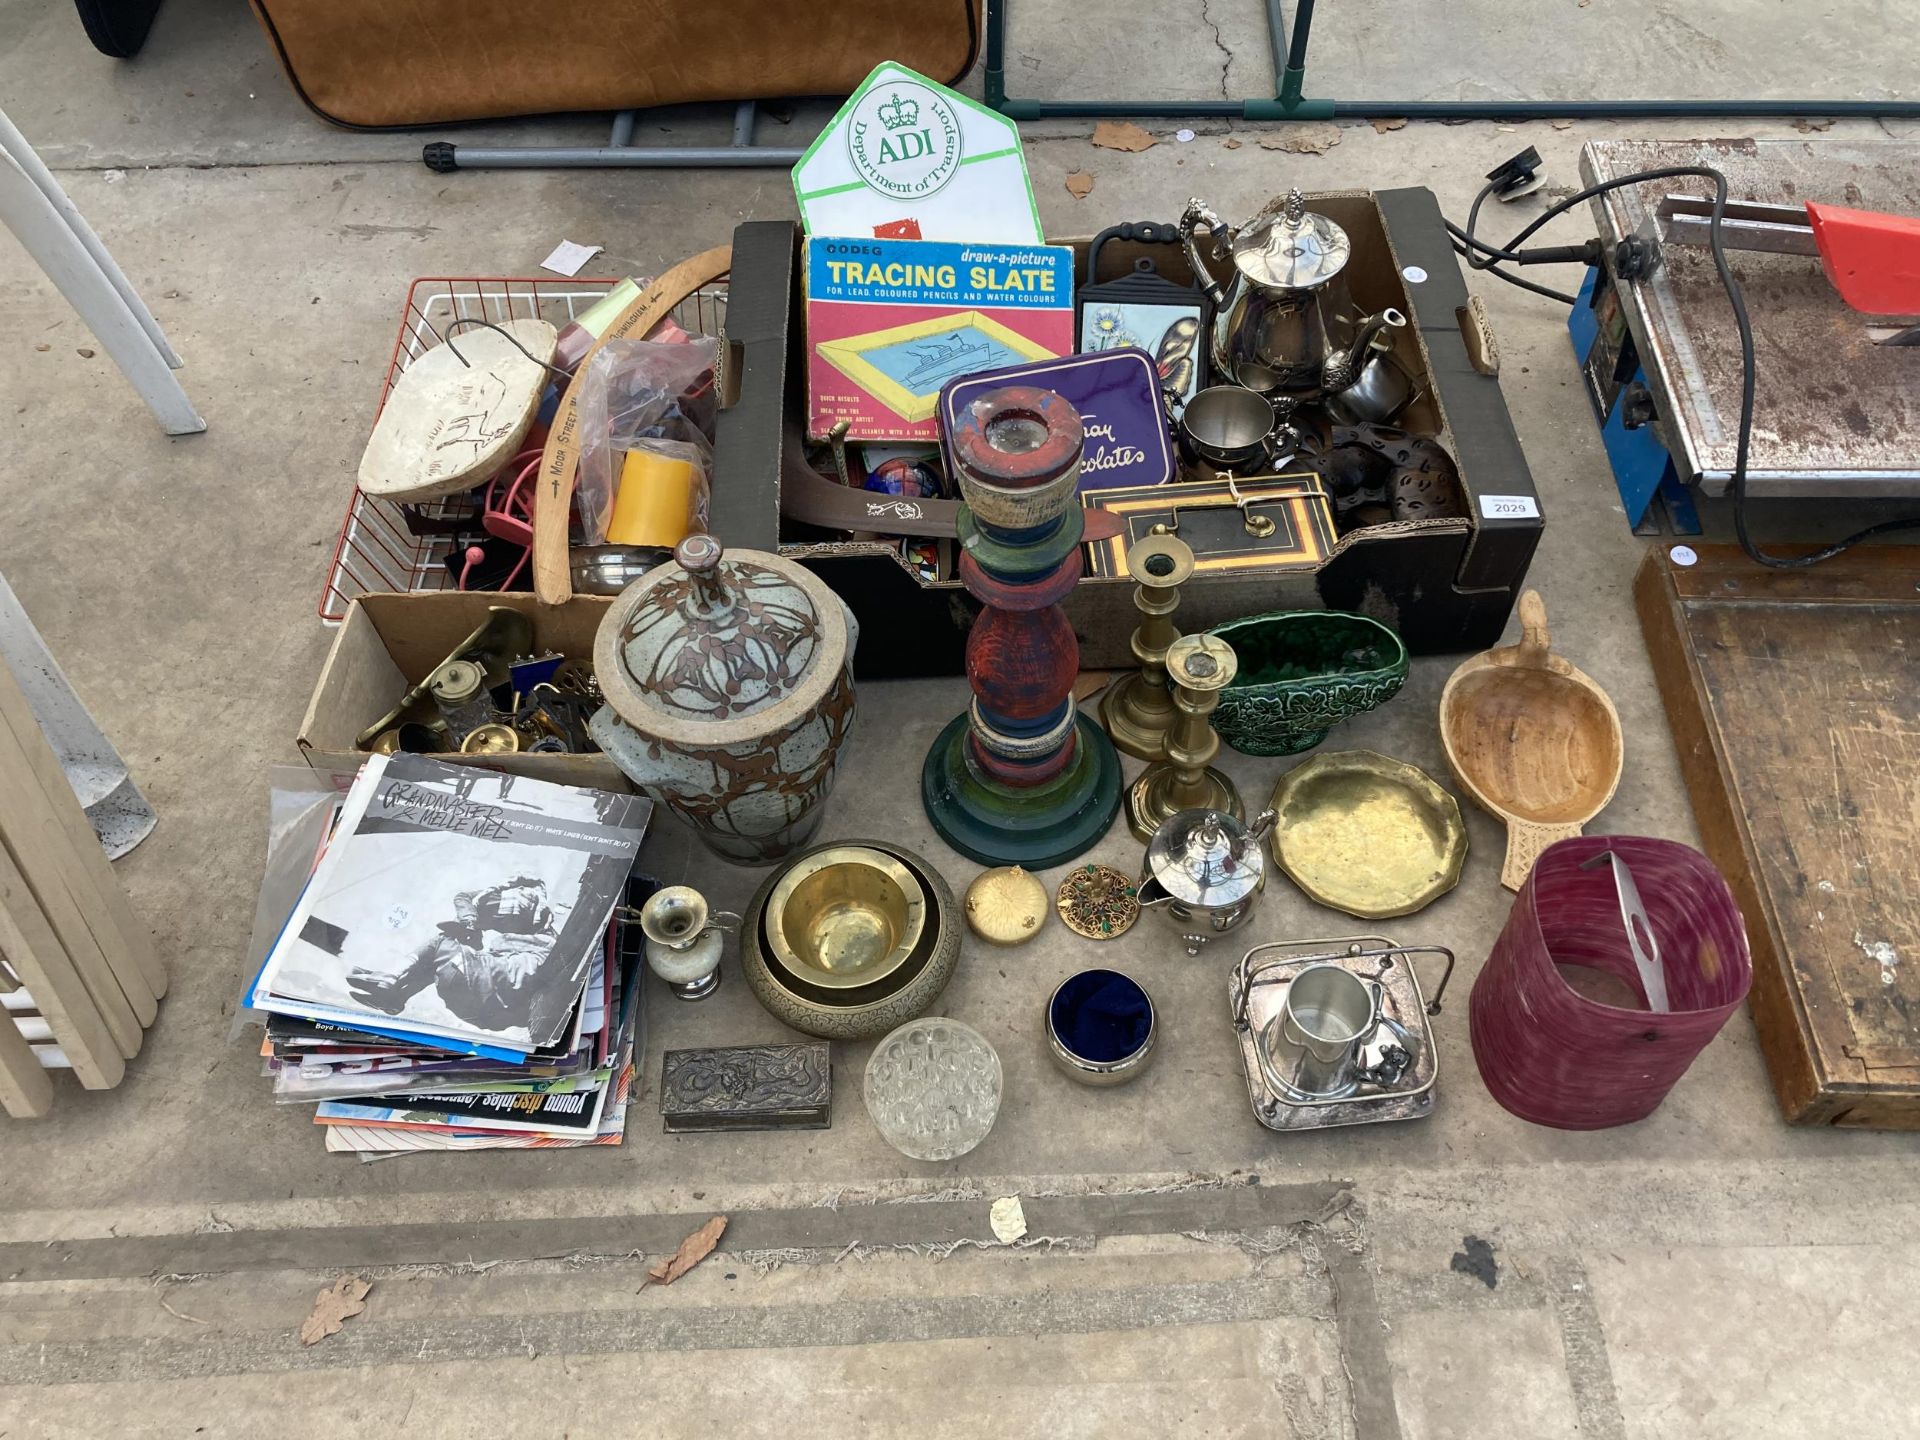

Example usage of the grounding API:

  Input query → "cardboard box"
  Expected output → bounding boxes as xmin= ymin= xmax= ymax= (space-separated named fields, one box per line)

xmin=713 ymin=197 xmax=1543 ymax=679
xmin=298 ymin=591 xmax=628 ymax=791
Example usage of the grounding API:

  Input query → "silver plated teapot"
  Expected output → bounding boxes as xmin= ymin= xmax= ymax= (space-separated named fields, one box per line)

xmin=1138 ymin=806 xmax=1277 ymax=955
xmin=1180 ymin=189 xmax=1405 ymax=398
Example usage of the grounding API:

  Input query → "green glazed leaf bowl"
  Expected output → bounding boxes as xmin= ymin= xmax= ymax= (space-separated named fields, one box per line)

xmin=1206 ymin=611 xmax=1410 ymax=757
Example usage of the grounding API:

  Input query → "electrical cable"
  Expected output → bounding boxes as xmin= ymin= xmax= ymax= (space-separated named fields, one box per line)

xmin=1462 ymin=180 xmax=1501 ymax=266
xmin=1447 ymin=184 xmax=1579 ymax=303
xmin=1448 ymin=239 xmax=1578 ymax=305
xmin=1451 ymin=165 xmax=1920 ymax=567
xmin=1447 ymin=218 xmax=1522 ymax=264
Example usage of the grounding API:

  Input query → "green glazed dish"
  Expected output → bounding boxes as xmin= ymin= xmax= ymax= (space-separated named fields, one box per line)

xmin=1207 ymin=611 xmax=1409 ymax=757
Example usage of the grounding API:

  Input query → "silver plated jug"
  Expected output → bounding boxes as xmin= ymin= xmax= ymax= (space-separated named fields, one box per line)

xmin=1137 ymin=806 xmax=1277 ymax=955
xmin=1256 ymin=961 xmax=1418 ymax=1101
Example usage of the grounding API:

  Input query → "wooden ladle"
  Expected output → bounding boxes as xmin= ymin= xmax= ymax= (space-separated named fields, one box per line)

xmin=1438 ymin=590 xmax=1623 ymax=890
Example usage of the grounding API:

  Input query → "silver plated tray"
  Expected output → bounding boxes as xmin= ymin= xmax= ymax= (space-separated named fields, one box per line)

xmin=1228 ymin=935 xmax=1453 ymax=1132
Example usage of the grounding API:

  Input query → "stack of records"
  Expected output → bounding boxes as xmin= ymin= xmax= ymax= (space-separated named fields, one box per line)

xmin=244 ymin=754 xmax=652 ymax=1156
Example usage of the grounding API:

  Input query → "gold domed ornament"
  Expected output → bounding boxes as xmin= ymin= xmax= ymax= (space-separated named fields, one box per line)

xmin=964 ymin=866 xmax=1049 ymax=947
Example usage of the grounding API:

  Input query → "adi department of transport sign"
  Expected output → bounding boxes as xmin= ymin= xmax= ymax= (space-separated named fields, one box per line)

xmin=792 ymin=60 xmax=1042 ymax=245
xmin=847 ymin=80 xmax=962 ymax=199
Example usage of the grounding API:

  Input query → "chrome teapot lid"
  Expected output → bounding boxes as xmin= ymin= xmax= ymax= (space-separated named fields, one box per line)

xmin=1233 ymin=189 xmax=1350 ymax=291
xmin=1144 ymin=807 xmax=1277 ymax=908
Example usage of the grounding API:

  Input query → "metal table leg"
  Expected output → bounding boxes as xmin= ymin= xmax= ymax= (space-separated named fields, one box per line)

xmin=423 ymin=100 xmax=804 ymax=171
xmin=0 ymin=572 xmax=156 ymax=859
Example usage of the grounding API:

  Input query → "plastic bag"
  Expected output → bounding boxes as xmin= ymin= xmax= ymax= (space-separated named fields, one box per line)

xmin=575 ymin=335 xmax=720 ymax=544
xmin=230 ymin=766 xmax=348 ymax=1044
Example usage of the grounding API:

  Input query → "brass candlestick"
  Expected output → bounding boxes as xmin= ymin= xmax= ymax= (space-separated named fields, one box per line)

xmin=1125 ymin=633 xmax=1244 ymax=841
xmin=1100 ymin=533 xmax=1195 ymax=762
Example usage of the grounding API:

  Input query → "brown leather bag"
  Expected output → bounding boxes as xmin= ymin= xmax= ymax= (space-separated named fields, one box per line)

xmin=248 ymin=1 xmax=983 ymax=129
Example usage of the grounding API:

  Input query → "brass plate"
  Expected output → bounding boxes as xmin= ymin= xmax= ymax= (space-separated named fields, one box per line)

xmin=1267 ymin=751 xmax=1467 ymax=920
xmin=766 ymin=846 xmax=927 ymax=992
xmin=965 ymin=866 xmax=1049 ymax=947
xmin=1054 ymin=864 xmax=1142 ymax=940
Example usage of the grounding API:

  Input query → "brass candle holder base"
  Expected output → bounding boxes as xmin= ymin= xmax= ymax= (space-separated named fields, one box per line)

xmin=1122 ymin=632 xmax=1245 ymax=842
xmin=1125 ymin=764 xmax=1244 ymax=843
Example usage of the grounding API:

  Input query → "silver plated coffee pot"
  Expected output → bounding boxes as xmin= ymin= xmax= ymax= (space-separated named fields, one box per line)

xmin=1180 ymin=189 xmax=1404 ymax=398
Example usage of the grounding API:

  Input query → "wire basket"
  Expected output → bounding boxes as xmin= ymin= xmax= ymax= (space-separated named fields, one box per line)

xmin=318 ymin=276 xmax=729 ymax=623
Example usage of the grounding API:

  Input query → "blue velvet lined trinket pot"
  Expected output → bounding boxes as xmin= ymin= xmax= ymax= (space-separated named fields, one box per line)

xmin=1046 ymin=968 xmax=1156 ymax=1086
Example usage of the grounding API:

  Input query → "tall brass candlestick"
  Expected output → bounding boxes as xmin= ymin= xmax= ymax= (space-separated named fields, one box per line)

xmin=1125 ymin=632 xmax=1244 ymax=842
xmin=1099 ymin=533 xmax=1195 ymax=762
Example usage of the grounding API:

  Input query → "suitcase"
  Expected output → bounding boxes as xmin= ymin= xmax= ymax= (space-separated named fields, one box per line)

xmin=248 ymin=0 xmax=983 ymax=129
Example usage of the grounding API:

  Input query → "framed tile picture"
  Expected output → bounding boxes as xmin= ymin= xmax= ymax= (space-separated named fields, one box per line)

xmin=1076 ymin=221 xmax=1210 ymax=403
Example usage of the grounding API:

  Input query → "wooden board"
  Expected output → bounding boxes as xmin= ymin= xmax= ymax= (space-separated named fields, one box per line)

xmin=0 ymin=708 xmax=149 ymax=1050
xmin=1635 ymin=546 xmax=1920 ymax=1126
xmin=0 ymin=1002 xmax=52 ymax=1119
xmin=0 ymin=653 xmax=162 ymax=1003
xmin=0 ymin=840 xmax=123 ymax=1090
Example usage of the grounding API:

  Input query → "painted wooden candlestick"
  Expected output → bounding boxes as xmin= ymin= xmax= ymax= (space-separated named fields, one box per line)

xmin=922 ymin=386 xmax=1123 ymax=867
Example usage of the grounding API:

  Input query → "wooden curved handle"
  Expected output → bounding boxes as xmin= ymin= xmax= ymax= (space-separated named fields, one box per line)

xmin=532 ymin=245 xmax=733 ymax=605
xmin=1500 ymin=818 xmax=1585 ymax=890
xmin=1514 ymin=589 xmax=1550 ymax=666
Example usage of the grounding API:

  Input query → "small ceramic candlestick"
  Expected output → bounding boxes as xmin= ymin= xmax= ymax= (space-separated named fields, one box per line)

xmin=639 ymin=885 xmax=729 ymax=1000
xmin=1100 ymin=532 xmax=1196 ymax=762
xmin=1125 ymin=632 xmax=1245 ymax=842
xmin=921 ymin=386 xmax=1122 ymax=868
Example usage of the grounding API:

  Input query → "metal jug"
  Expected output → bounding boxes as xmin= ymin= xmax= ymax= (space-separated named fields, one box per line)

xmin=1137 ymin=807 xmax=1277 ymax=954
xmin=1180 ymin=189 xmax=1403 ymax=398
xmin=1256 ymin=962 xmax=1417 ymax=1101
xmin=1323 ymin=313 xmax=1417 ymax=423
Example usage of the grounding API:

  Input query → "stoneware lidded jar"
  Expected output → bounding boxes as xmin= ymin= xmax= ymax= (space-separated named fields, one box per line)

xmin=588 ymin=534 xmax=859 ymax=865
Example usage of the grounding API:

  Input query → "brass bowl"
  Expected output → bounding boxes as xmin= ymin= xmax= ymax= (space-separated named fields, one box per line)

xmin=766 ymin=847 xmax=927 ymax=992
xmin=743 ymin=839 xmax=960 ymax=1040
xmin=1267 ymin=750 xmax=1467 ymax=920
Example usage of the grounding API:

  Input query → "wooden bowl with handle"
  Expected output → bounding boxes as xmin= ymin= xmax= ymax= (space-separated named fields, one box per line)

xmin=1438 ymin=591 xmax=1623 ymax=890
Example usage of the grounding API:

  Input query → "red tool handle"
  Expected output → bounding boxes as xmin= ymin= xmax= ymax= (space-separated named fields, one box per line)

xmin=1806 ymin=201 xmax=1920 ymax=315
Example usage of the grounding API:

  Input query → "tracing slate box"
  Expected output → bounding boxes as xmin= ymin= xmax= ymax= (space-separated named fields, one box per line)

xmin=711 ymin=200 xmax=1544 ymax=679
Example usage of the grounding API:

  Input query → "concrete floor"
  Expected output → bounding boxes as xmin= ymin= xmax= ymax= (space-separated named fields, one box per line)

xmin=3 ymin=0 xmax=1919 ymax=1434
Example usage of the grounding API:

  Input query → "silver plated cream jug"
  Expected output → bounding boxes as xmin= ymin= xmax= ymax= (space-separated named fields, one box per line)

xmin=1180 ymin=189 xmax=1403 ymax=398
